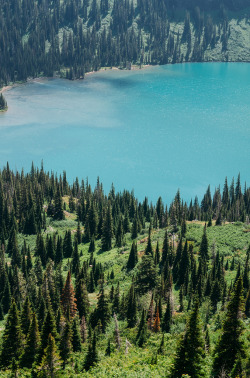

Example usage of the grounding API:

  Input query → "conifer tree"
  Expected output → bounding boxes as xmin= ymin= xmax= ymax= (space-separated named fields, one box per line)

xmin=37 ymin=307 xmax=58 ymax=364
xmin=72 ymin=317 xmax=82 ymax=352
xmin=213 ymin=277 xmax=246 ymax=376
xmin=162 ymin=295 xmax=172 ymax=333
xmin=80 ymin=316 xmax=88 ymax=344
xmin=75 ymin=279 xmax=89 ymax=319
xmin=171 ymin=299 xmax=206 ymax=378
xmin=71 ymin=240 xmax=80 ymax=274
xmin=127 ymin=283 xmax=137 ymax=328
xmin=145 ymin=226 xmax=153 ymax=256
xmin=199 ymin=224 xmax=209 ymax=262
xmin=136 ymin=309 xmax=147 ymax=347
xmin=136 ymin=255 xmax=157 ymax=294
xmin=54 ymin=187 xmax=64 ymax=220
xmin=88 ymin=236 xmax=95 ymax=252
xmin=0 ymin=299 xmax=23 ymax=367
xmin=155 ymin=241 xmax=160 ymax=265
xmin=95 ymin=283 xmax=110 ymax=332
xmin=101 ymin=203 xmax=113 ymax=251
xmin=20 ymin=312 xmax=40 ymax=368
xmin=59 ymin=321 xmax=72 ymax=368
xmin=84 ymin=331 xmax=98 ymax=371
xmin=127 ymin=241 xmax=138 ymax=270
xmin=37 ymin=334 xmax=62 ymax=377
xmin=61 ymin=271 xmax=77 ymax=318
xmin=21 ymin=296 xmax=32 ymax=337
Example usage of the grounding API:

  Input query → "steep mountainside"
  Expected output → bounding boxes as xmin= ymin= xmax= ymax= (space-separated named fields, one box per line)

xmin=0 ymin=0 xmax=250 ymax=86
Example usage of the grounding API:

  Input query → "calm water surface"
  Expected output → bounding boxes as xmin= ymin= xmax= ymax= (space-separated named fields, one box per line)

xmin=1 ymin=63 xmax=250 ymax=203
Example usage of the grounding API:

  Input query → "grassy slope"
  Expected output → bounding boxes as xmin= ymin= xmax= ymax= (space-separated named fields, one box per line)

xmin=0 ymin=207 xmax=248 ymax=377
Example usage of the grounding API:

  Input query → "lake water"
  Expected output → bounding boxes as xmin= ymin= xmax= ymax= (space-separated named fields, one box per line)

xmin=1 ymin=63 xmax=250 ymax=204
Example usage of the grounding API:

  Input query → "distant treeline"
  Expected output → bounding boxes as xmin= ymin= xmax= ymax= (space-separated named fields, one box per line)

xmin=0 ymin=0 xmax=249 ymax=86
xmin=0 ymin=162 xmax=249 ymax=243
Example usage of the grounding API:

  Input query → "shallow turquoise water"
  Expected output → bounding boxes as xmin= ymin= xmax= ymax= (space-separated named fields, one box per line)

xmin=1 ymin=63 xmax=250 ymax=203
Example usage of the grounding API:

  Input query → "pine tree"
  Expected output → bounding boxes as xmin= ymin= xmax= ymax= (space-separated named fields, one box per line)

xmin=101 ymin=203 xmax=113 ymax=251
xmin=20 ymin=312 xmax=40 ymax=368
xmin=136 ymin=255 xmax=158 ymax=294
xmin=37 ymin=334 xmax=62 ymax=377
xmin=54 ymin=187 xmax=64 ymax=220
xmin=21 ymin=296 xmax=32 ymax=337
xmin=136 ymin=309 xmax=147 ymax=347
xmin=171 ymin=299 xmax=206 ymax=378
xmin=84 ymin=331 xmax=98 ymax=371
xmin=95 ymin=283 xmax=110 ymax=332
xmin=127 ymin=283 xmax=137 ymax=328
xmin=37 ymin=307 xmax=58 ymax=364
xmin=145 ymin=226 xmax=153 ymax=256
xmin=72 ymin=317 xmax=82 ymax=352
xmin=162 ymin=295 xmax=172 ymax=333
xmin=127 ymin=241 xmax=138 ymax=270
xmin=59 ymin=321 xmax=72 ymax=368
xmin=213 ymin=277 xmax=246 ymax=376
xmin=199 ymin=224 xmax=209 ymax=262
xmin=61 ymin=271 xmax=77 ymax=318
xmin=75 ymin=278 xmax=89 ymax=319
xmin=0 ymin=299 xmax=23 ymax=367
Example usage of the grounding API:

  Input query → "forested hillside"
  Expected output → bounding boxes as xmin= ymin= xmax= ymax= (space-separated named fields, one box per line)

xmin=0 ymin=163 xmax=249 ymax=377
xmin=0 ymin=0 xmax=250 ymax=86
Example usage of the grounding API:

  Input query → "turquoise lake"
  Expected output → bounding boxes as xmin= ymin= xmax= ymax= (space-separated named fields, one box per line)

xmin=1 ymin=63 xmax=250 ymax=203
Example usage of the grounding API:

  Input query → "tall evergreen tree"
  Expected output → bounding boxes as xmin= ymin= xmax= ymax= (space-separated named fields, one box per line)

xmin=127 ymin=241 xmax=138 ymax=270
xmin=0 ymin=299 xmax=23 ymax=367
xmin=20 ymin=312 xmax=40 ymax=368
xmin=213 ymin=277 xmax=246 ymax=377
xmin=171 ymin=299 xmax=206 ymax=378
xmin=101 ymin=203 xmax=113 ymax=251
xmin=61 ymin=271 xmax=77 ymax=318
xmin=37 ymin=334 xmax=62 ymax=377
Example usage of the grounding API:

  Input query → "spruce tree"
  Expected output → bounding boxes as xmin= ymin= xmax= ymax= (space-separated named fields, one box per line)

xmin=127 ymin=283 xmax=137 ymax=328
xmin=21 ymin=296 xmax=32 ymax=337
xmin=20 ymin=312 xmax=40 ymax=368
xmin=162 ymin=295 xmax=172 ymax=333
xmin=37 ymin=307 xmax=58 ymax=364
xmin=0 ymin=299 xmax=23 ymax=367
xmin=101 ymin=203 xmax=113 ymax=251
xmin=84 ymin=331 xmax=98 ymax=371
xmin=75 ymin=279 xmax=89 ymax=319
xmin=72 ymin=317 xmax=82 ymax=352
xmin=127 ymin=241 xmax=138 ymax=270
xmin=213 ymin=277 xmax=246 ymax=376
xmin=95 ymin=283 xmax=110 ymax=332
xmin=199 ymin=224 xmax=209 ymax=262
xmin=59 ymin=321 xmax=72 ymax=368
xmin=61 ymin=271 xmax=77 ymax=318
xmin=136 ymin=309 xmax=147 ymax=347
xmin=54 ymin=187 xmax=64 ymax=220
xmin=37 ymin=334 xmax=62 ymax=377
xmin=171 ymin=299 xmax=206 ymax=378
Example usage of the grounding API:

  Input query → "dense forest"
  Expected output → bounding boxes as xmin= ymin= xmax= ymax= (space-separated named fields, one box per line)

xmin=0 ymin=162 xmax=249 ymax=377
xmin=0 ymin=0 xmax=250 ymax=86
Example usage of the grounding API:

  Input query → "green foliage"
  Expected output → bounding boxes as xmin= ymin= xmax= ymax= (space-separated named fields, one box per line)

xmin=171 ymin=299 xmax=207 ymax=378
xmin=0 ymin=299 xmax=23 ymax=368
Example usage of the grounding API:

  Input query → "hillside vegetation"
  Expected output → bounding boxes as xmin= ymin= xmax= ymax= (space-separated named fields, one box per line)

xmin=0 ymin=163 xmax=249 ymax=377
xmin=0 ymin=0 xmax=250 ymax=86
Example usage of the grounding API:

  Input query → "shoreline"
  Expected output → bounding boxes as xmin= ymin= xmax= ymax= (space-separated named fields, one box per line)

xmin=1 ymin=61 xmax=248 ymax=94
xmin=0 ymin=64 xmax=154 ymax=96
